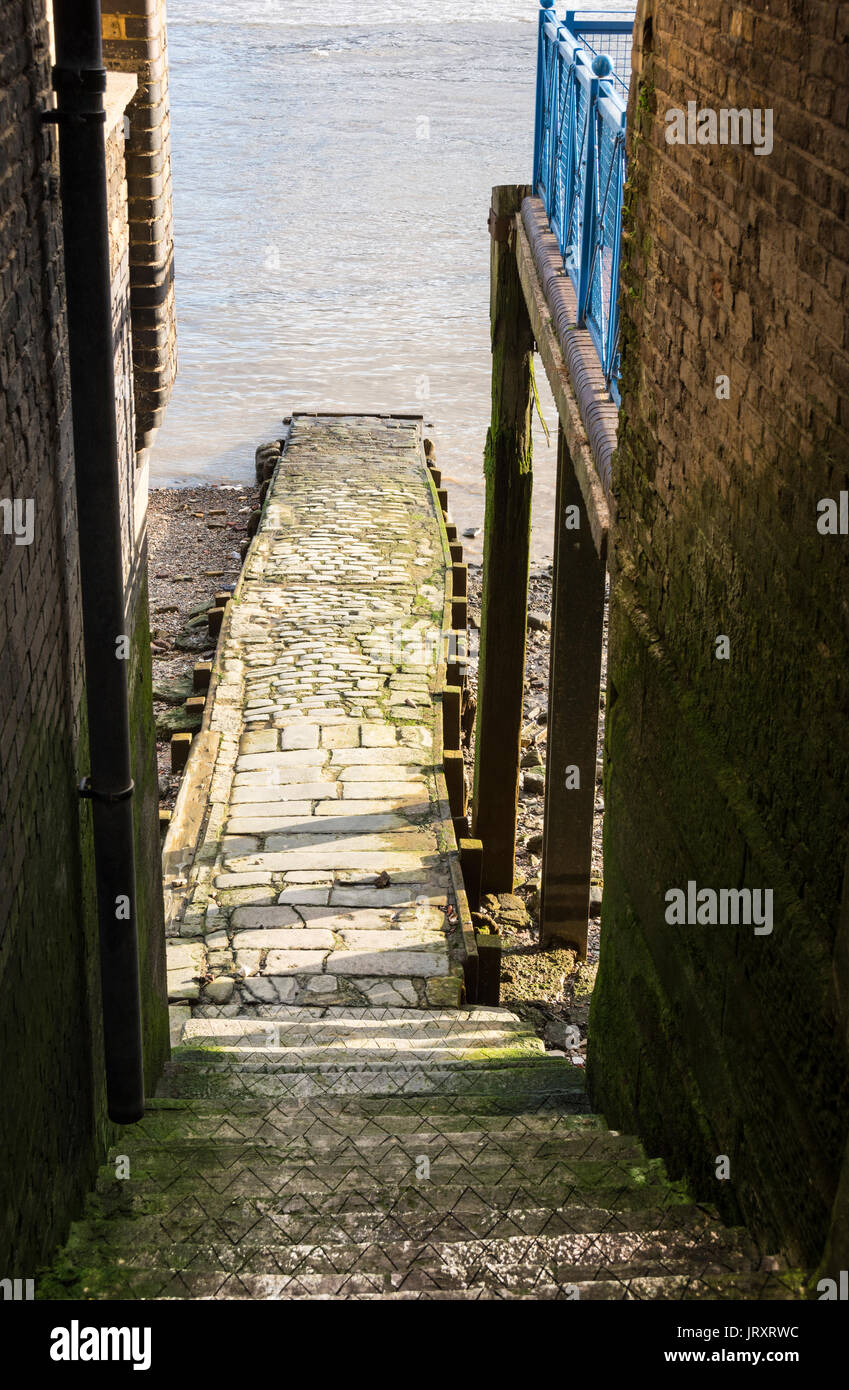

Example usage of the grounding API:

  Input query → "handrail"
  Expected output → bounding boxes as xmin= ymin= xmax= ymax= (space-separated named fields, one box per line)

xmin=533 ymin=3 xmax=635 ymax=402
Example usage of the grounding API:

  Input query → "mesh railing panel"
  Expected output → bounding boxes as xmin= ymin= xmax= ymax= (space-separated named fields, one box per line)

xmin=533 ymin=5 xmax=634 ymax=399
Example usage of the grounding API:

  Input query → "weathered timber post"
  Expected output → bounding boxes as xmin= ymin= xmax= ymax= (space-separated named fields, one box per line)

xmin=476 ymin=933 xmax=503 ymax=1005
xmin=473 ymin=183 xmax=534 ymax=894
xmin=539 ymin=423 xmax=607 ymax=957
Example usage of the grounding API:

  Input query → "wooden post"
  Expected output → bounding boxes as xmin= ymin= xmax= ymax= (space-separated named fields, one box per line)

xmin=539 ymin=424 xmax=607 ymax=958
xmin=472 ymin=183 xmax=534 ymax=894
xmin=442 ymin=686 xmax=462 ymax=751
xmin=451 ymin=595 xmax=468 ymax=631
xmin=476 ymin=932 xmax=502 ymax=1005
xmin=459 ymin=837 xmax=483 ymax=914
xmin=444 ymin=749 xmax=467 ymax=820
xmin=208 ymin=605 xmax=226 ymax=638
xmin=170 ymin=732 xmax=192 ymax=773
xmin=193 ymin=661 xmax=212 ymax=692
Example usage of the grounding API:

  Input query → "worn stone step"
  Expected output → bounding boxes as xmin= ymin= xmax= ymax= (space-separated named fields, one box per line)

xmin=180 ymin=1006 xmax=527 ymax=1028
xmin=65 ymin=1201 xmax=722 ymax=1256
xmin=157 ymin=1060 xmax=586 ymax=1103
xmin=178 ymin=1008 xmax=543 ymax=1052
xmin=148 ymin=1091 xmax=590 ymax=1120
xmin=109 ymin=1131 xmax=646 ymax=1167
xmin=170 ymin=1042 xmax=546 ymax=1069
xmin=87 ymin=1174 xmax=688 ymax=1224
xmin=93 ymin=1146 xmax=666 ymax=1199
xmin=41 ymin=1264 xmax=804 ymax=1302
xmin=94 ymin=1149 xmax=673 ymax=1198
xmin=56 ymin=1225 xmax=763 ymax=1293
xmin=140 ymin=1099 xmax=605 ymax=1142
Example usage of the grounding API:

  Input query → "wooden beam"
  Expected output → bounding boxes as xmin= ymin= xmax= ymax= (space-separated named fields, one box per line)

xmin=444 ymin=749 xmax=467 ymax=820
xmin=514 ymin=217 xmax=610 ymax=559
xmin=539 ymin=423 xmax=606 ymax=958
xmin=442 ymin=685 xmax=462 ymax=752
xmin=476 ymin=932 xmax=502 ymax=1005
xmin=472 ymin=183 xmax=534 ymax=894
xmin=459 ymin=837 xmax=484 ymax=914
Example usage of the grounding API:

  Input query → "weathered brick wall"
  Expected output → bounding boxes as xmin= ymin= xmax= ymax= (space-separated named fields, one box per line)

xmin=588 ymin=0 xmax=849 ymax=1272
xmin=103 ymin=76 xmax=169 ymax=1102
xmin=0 ymin=5 xmax=168 ymax=1275
xmin=105 ymin=99 xmax=137 ymax=584
xmin=0 ymin=0 xmax=107 ymax=1275
xmin=102 ymin=0 xmax=177 ymax=465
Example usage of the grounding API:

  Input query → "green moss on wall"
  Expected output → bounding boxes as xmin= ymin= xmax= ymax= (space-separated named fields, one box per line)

xmin=0 ymin=568 xmax=169 ymax=1279
xmin=127 ymin=565 xmax=170 ymax=1090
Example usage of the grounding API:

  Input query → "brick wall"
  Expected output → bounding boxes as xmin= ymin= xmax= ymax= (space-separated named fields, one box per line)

xmin=105 ymin=87 xmax=137 ymax=585
xmin=101 ymin=0 xmax=177 ymax=466
xmin=0 ymin=0 xmax=106 ymax=1274
xmin=0 ymin=4 xmax=168 ymax=1276
xmin=588 ymin=0 xmax=849 ymax=1271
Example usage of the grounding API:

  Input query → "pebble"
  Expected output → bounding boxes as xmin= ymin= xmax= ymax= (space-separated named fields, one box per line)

xmin=528 ymin=611 xmax=551 ymax=633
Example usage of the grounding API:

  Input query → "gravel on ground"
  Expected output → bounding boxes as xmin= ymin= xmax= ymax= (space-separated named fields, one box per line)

xmin=147 ymin=479 xmax=258 ymax=813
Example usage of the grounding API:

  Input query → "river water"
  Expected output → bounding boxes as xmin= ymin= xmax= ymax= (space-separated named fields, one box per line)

xmin=152 ymin=2 xmax=631 ymax=564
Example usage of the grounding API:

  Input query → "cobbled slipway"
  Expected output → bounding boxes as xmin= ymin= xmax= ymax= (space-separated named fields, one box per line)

xmin=42 ymin=416 xmax=803 ymax=1300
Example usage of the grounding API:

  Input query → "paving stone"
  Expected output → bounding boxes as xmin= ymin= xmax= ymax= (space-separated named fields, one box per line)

xmin=338 ymin=765 xmax=428 ymax=782
xmin=360 ymin=724 xmax=397 ymax=747
xmin=240 ymin=976 xmax=298 ymax=1004
xmin=236 ymin=750 xmax=325 ymax=771
xmin=205 ymin=977 xmax=236 ymax=1005
xmin=282 ymin=725 xmax=320 ymax=750
xmin=328 ymin=748 xmax=428 ymax=766
xmin=338 ymin=930 xmax=446 ymax=951
xmin=230 ymin=906 xmax=301 ymax=930
xmin=232 ymin=929 xmax=335 ymax=951
xmin=315 ymin=797 xmax=430 ymax=817
xmin=321 ymin=726 xmax=360 ymax=748
xmin=239 ymin=731 xmax=279 ymax=753
xmin=263 ymin=950 xmax=328 ymax=975
xmin=360 ymin=979 xmax=421 ymax=1005
xmin=325 ymin=950 xmax=448 ymax=978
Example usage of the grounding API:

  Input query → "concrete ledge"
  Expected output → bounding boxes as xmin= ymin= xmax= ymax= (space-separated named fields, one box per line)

xmin=104 ymin=70 xmax=138 ymax=138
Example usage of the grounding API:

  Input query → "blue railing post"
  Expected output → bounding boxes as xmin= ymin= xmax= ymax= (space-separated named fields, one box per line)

xmin=531 ymin=5 xmax=635 ymax=399
xmin=576 ymin=62 xmax=603 ymax=326
xmin=605 ymin=105 xmax=627 ymax=392
xmin=534 ymin=2 xmax=558 ymax=190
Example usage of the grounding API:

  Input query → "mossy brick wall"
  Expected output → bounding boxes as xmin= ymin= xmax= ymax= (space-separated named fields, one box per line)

xmin=0 ymin=2 xmax=168 ymax=1276
xmin=101 ymin=0 xmax=177 ymax=460
xmin=128 ymin=565 xmax=169 ymax=1095
xmin=588 ymin=0 xmax=849 ymax=1273
xmin=105 ymin=108 xmax=137 ymax=570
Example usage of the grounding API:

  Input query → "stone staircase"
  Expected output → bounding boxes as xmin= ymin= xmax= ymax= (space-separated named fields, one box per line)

xmin=40 ymin=420 xmax=804 ymax=1299
xmin=41 ymin=1009 xmax=803 ymax=1300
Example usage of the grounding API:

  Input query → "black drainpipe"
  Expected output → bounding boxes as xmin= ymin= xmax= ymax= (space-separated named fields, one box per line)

xmin=47 ymin=0 xmax=145 ymax=1123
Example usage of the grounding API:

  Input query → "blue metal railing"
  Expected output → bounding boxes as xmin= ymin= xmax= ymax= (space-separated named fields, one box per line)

xmin=533 ymin=4 xmax=635 ymax=401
